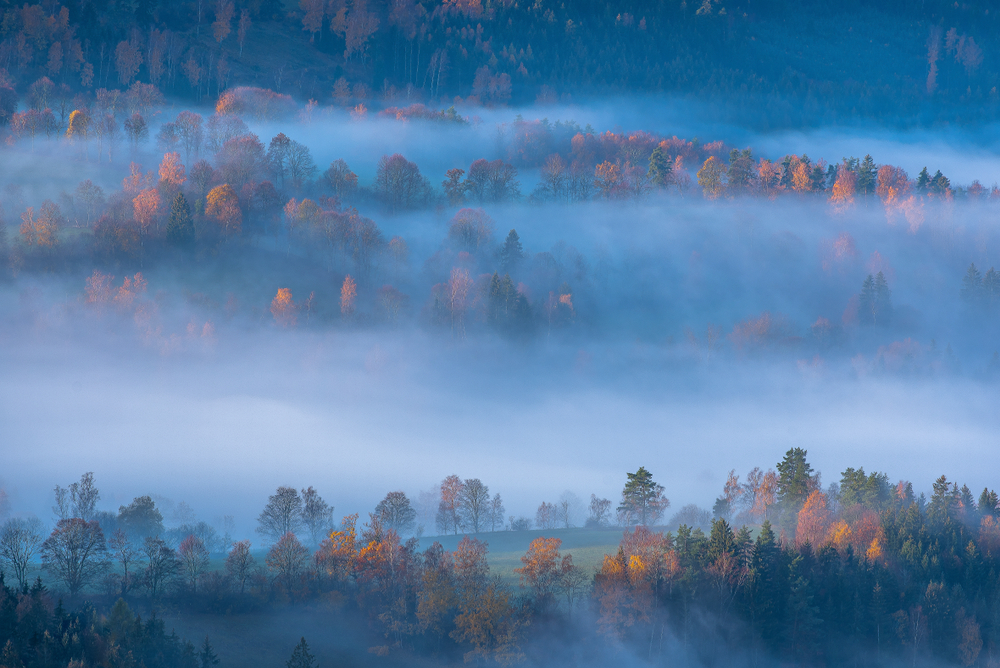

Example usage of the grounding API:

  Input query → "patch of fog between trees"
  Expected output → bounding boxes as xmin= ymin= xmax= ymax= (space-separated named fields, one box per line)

xmin=1 ymin=322 xmax=998 ymax=541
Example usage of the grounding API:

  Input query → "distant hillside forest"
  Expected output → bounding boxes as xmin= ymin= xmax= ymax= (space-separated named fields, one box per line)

xmin=0 ymin=0 xmax=999 ymax=127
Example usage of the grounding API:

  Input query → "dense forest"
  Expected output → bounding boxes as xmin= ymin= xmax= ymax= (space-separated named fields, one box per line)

xmin=0 ymin=0 xmax=998 ymax=127
xmin=4 ymin=454 xmax=1000 ymax=667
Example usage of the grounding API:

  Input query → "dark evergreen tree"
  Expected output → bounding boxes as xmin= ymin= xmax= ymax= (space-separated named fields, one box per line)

xmin=930 ymin=170 xmax=950 ymax=195
xmin=809 ymin=164 xmax=826 ymax=192
xmin=916 ymin=167 xmax=931 ymax=193
xmin=617 ymin=466 xmax=668 ymax=526
xmin=978 ymin=488 xmax=999 ymax=518
xmin=961 ymin=263 xmax=983 ymax=304
xmin=857 ymin=155 xmax=877 ymax=196
xmin=648 ymin=145 xmax=673 ymax=187
xmin=984 ymin=268 xmax=1000 ymax=307
xmin=287 ymin=638 xmax=316 ymax=668
xmin=199 ymin=638 xmax=219 ymax=668
xmin=166 ymin=193 xmax=195 ymax=248
xmin=498 ymin=229 xmax=523 ymax=273
xmin=776 ymin=448 xmax=814 ymax=512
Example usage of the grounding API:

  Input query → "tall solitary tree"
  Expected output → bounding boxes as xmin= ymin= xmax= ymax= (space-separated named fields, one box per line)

xmin=374 ymin=491 xmax=417 ymax=535
xmin=618 ymin=467 xmax=669 ymax=526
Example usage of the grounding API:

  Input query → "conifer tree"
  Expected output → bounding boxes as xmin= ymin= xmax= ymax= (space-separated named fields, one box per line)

xmin=618 ymin=467 xmax=668 ymax=526
xmin=199 ymin=638 xmax=219 ymax=668
xmin=857 ymin=155 xmax=877 ymax=196
xmin=287 ymin=637 xmax=316 ymax=668
xmin=499 ymin=229 xmax=523 ymax=273
xmin=166 ymin=193 xmax=195 ymax=248
xmin=916 ymin=167 xmax=931 ymax=193
xmin=962 ymin=263 xmax=983 ymax=304
xmin=648 ymin=145 xmax=673 ymax=187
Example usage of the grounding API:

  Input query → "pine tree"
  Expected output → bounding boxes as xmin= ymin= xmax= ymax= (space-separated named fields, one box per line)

xmin=166 ymin=193 xmax=195 ymax=248
xmin=499 ymin=229 xmax=523 ymax=273
xmin=648 ymin=145 xmax=672 ymax=187
xmin=618 ymin=466 xmax=668 ymax=526
xmin=199 ymin=638 xmax=219 ymax=668
xmin=916 ymin=167 xmax=931 ymax=193
xmin=286 ymin=638 xmax=316 ymax=668
xmin=857 ymin=155 xmax=877 ymax=196
xmin=961 ymin=263 xmax=983 ymax=305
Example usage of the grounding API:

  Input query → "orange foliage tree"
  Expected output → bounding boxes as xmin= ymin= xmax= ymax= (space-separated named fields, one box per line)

xmin=795 ymin=490 xmax=831 ymax=548
xmin=270 ymin=288 xmax=297 ymax=327
xmin=205 ymin=184 xmax=241 ymax=235
xmin=341 ymin=274 xmax=357 ymax=316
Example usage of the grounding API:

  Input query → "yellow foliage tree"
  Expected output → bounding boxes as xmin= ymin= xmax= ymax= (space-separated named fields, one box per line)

xmin=270 ymin=288 xmax=297 ymax=327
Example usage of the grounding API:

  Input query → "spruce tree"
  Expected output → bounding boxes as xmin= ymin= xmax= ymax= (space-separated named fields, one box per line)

xmin=857 ymin=155 xmax=877 ymax=196
xmin=776 ymin=448 xmax=814 ymax=511
xmin=648 ymin=145 xmax=672 ymax=187
xmin=916 ymin=167 xmax=931 ymax=193
xmin=931 ymin=170 xmax=950 ymax=195
xmin=166 ymin=192 xmax=195 ymax=248
xmin=199 ymin=638 xmax=219 ymax=668
xmin=961 ymin=263 xmax=983 ymax=304
xmin=499 ymin=229 xmax=523 ymax=273
xmin=287 ymin=638 xmax=316 ymax=668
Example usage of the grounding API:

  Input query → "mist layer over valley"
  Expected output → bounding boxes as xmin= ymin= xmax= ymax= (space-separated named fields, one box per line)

xmin=2 ymin=9 xmax=1000 ymax=661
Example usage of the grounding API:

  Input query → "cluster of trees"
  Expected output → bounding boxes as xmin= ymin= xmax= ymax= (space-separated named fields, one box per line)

xmin=7 ymin=457 xmax=1000 ymax=667
xmin=694 ymin=149 xmax=998 ymax=209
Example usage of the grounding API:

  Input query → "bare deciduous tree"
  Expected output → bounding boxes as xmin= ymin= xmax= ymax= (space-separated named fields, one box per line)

xmin=41 ymin=518 xmax=109 ymax=596
xmin=459 ymin=479 xmax=490 ymax=533
xmin=257 ymin=487 xmax=304 ymax=542
xmin=225 ymin=540 xmax=255 ymax=594
xmin=301 ymin=487 xmax=333 ymax=547
xmin=0 ymin=517 xmax=43 ymax=589
xmin=375 ymin=491 xmax=416 ymax=535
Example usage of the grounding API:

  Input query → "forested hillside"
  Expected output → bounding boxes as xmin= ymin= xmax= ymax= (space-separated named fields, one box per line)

xmin=0 ymin=0 xmax=999 ymax=127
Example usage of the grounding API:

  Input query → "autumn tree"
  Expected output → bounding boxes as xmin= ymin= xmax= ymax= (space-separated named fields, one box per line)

xmin=448 ymin=208 xmax=494 ymax=253
xmin=205 ymin=184 xmax=241 ymax=235
xmin=436 ymin=475 xmax=465 ymax=535
xmin=697 ymin=156 xmax=725 ymax=198
xmin=795 ymin=491 xmax=831 ymax=547
xmin=618 ymin=467 xmax=669 ymax=526
xmin=339 ymin=274 xmax=357 ymax=316
xmin=463 ymin=158 xmax=520 ymax=203
xmin=213 ymin=0 xmax=235 ymax=42
xmin=41 ymin=518 xmax=109 ymax=596
xmin=323 ymin=159 xmax=358 ymax=200
xmin=515 ymin=537 xmax=566 ymax=606
xmin=271 ymin=288 xmax=297 ymax=326
xmin=257 ymin=486 xmax=304 ymax=542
